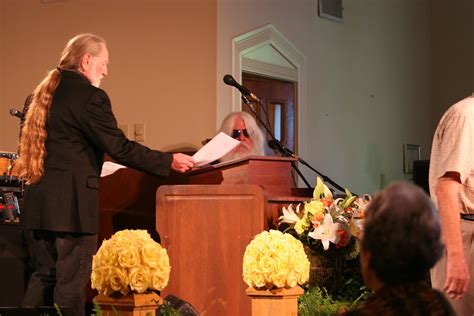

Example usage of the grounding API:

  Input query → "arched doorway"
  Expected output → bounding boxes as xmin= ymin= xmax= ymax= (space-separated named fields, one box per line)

xmin=242 ymin=73 xmax=297 ymax=155
xmin=232 ymin=24 xmax=306 ymax=159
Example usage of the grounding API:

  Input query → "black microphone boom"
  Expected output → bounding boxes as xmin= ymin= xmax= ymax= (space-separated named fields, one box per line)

xmin=9 ymin=108 xmax=24 ymax=119
xmin=223 ymin=74 xmax=349 ymax=194
xmin=223 ymin=74 xmax=260 ymax=102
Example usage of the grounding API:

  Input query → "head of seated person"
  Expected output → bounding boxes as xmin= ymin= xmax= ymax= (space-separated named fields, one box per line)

xmin=361 ymin=181 xmax=444 ymax=290
xmin=343 ymin=182 xmax=454 ymax=315
xmin=218 ymin=111 xmax=265 ymax=162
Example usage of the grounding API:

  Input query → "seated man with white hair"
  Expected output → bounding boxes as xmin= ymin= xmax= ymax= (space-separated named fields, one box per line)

xmin=218 ymin=111 xmax=266 ymax=162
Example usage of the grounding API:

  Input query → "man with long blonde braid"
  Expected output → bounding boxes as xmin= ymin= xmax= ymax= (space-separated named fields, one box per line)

xmin=18 ymin=34 xmax=195 ymax=315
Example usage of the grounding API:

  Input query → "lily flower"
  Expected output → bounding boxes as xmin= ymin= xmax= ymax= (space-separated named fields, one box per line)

xmin=308 ymin=213 xmax=340 ymax=250
xmin=313 ymin=177 xmax=333 ymax=200
xmin=278 ymin=204 xmax=302 ymax=225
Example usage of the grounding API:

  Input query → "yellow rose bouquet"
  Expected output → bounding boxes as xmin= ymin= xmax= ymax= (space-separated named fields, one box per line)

xmin=91 ymin=229 xmax=170 ymax=296
xmin=242 ymin=230 xmax=310 ymax=289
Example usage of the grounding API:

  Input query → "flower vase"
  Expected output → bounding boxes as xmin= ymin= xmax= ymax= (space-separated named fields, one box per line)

xmin=304 ymin=245 xmax=343 ymax=294
xmin=94 ymin=291 xmax=163 ymax=316
xmin=245 ymin=286 xmax=304 ymax=316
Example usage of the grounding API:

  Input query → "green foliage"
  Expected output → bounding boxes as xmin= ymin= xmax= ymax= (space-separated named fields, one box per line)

xmin=92 ymin=303 xmax=120 ymax=316
xmin=92 ymin=301 xmax=102 ymax=316
xmin=299 ymin=256 xmax=373 ymax=316
xmin=335 ymin=277 xmax=372 ymax=303
xmin=157 ymin=301 xmax=182 ymax=316
xmin=299 ymin=287 xmax=351 ymax=316
xmin=53 ymin=303 xmax=63 ymax=316
xmin=334 ymin=258 xmax=372 ymax=302
xmin=299 ymin=284 xmax=372 ymax=316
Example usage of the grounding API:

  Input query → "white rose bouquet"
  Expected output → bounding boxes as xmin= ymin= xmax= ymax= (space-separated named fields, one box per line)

xmin=91 ymin=229 xmax=170 ymax=296
xmin=242 ymin=230 xmax=310 ymax=289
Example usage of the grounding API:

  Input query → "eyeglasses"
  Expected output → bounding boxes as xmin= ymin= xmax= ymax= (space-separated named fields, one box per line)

xmin=231 ymin=129 xmax=250 ymax=139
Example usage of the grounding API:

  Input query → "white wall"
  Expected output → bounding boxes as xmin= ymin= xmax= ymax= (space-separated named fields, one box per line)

xmin=218 ymin=0 xmax=431 ymax=194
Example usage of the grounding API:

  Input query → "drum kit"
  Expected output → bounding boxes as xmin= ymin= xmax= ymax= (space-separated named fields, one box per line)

xmin=0 ymin=152 xmax=22 ymax=223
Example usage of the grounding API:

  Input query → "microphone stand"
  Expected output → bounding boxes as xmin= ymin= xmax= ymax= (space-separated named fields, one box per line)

xmin=241 ymin=95 xmax=349 ymax=194
xmin=241 ymin=95 xmax=312 ymax=189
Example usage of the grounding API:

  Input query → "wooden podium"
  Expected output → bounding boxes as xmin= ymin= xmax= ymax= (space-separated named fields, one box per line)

xmin=97 ymin=156 xmax=311 ymax=315
xmin=156 ymin=184 xmax=265 ymax=316
xmin=155 ymin=156 xmax=310 ymax=315
xmin=186 ymin=156 xmax=295 ymax=196
xmin=98 ymin=156 xmax=304 ymax=242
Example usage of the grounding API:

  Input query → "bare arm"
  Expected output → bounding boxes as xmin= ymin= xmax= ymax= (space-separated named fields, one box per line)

xmin=435 ymin=172 xmax=470 ymax=299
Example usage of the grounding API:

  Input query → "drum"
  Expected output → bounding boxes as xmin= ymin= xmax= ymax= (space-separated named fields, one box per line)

xmin=0 ymin=153 xmax=23 ymax=219
xmin=0 ymin=152 xmax=19 ymax=180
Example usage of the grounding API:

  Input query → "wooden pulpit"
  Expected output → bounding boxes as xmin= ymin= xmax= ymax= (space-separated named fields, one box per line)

xmin=156 ymin=184 xmax=265 ymax=316
xmin=97 ymin=156 xmax=311 ymax=315
xmin=186 ymin=156 xmax=295 ymax=196
xmin=155 ymin=156 xmax=311 ymax=315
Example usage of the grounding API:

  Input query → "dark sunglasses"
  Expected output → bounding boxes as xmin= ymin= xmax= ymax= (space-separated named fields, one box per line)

xmin=231 ymin=129 xmax=250 ymax=139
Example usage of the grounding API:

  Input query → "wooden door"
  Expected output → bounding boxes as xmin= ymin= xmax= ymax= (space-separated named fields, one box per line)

xmin=242 ymin=73 xmax=297 ymax=155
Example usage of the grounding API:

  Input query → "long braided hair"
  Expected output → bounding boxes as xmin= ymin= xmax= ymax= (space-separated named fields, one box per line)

xmin=16 ymin=33 xmax=106 ymax=184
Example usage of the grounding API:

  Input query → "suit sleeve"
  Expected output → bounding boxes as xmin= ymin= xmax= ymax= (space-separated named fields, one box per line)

xmin=79 ymin=88 xmax=173 ymax=177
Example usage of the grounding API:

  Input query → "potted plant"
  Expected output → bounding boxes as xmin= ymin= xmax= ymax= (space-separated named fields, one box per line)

xmin=278 ymin=177 xmax=370 ymax=293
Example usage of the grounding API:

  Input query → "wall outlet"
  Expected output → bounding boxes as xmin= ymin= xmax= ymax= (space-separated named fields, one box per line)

xmin=134 ymin=123 xmax=145 ymax=142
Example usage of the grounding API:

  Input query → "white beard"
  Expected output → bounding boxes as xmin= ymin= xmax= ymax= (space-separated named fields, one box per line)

xmin=219 ymin=145 xmax=256 ymax=163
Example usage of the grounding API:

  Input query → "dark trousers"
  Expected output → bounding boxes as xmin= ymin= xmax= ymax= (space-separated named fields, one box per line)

xmin=21 ymin=230 xmax=97 ymax=316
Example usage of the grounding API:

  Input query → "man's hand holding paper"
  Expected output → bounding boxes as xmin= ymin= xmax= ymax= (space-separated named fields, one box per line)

xmin=193 ymin=132 xmax=240 ymax=167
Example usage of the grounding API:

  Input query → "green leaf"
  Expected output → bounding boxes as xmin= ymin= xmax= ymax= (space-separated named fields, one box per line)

xmin=342 ymin=196 xmax=357 ymax=209
xmin=313 ymin=177 xmax=325 ymax=200
xmin=345 ymin=188 xmax=352 ymax=198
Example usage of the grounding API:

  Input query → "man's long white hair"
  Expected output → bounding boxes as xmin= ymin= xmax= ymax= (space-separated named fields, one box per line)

xmin=218 ymin=111 xmax=266 ymax=162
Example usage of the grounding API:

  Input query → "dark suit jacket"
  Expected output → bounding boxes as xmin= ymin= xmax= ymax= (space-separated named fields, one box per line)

xmin=23 ymin=70 xmax=172 ymax=234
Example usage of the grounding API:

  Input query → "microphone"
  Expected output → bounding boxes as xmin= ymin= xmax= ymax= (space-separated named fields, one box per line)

xmin=9 ymin=108 xmax=24 ymax=119
xmin=223 ymin=74 xmax=260 ymax=102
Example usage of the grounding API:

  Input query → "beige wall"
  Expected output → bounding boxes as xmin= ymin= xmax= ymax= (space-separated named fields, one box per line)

xmin=0 ymin=0 xmax=217 ymax=152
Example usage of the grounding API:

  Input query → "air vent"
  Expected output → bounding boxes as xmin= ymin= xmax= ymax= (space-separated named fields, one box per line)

xmin=318 ymin=0 xmax=343 ymax=22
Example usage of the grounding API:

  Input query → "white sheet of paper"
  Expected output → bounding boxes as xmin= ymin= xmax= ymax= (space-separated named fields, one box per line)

xmin=193 ymin=132 xmax=240 ymax=167
xmin=100 ymin=161 xmax=127 ymax=177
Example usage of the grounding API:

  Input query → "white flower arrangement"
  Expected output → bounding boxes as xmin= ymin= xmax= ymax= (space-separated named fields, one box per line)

xmin=279 ymin=177 xmax=369 ymax=259
xmin=242 ymin=230 xmax=310 ymax=289
xmin=91 ymin=229 xmax=170 ymax=296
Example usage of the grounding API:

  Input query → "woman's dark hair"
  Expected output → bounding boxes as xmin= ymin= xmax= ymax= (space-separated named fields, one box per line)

xmin=361 ymin=181 xmax=444 ymax=285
